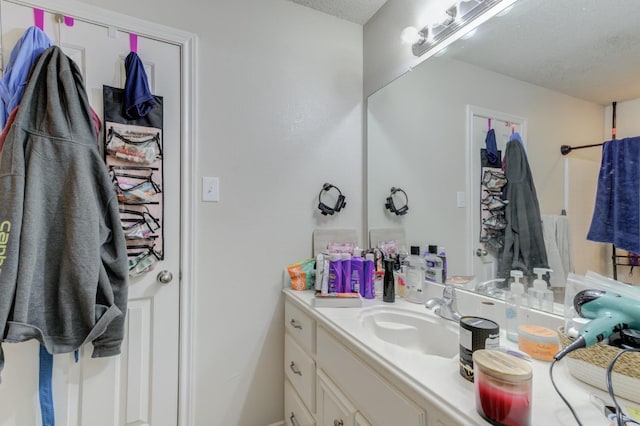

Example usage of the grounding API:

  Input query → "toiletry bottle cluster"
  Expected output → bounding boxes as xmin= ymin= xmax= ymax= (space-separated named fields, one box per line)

xmin=315 ymin=249 xmax=376 ymax=299
xmin=402 ymin=245 xmax=447 ymax=303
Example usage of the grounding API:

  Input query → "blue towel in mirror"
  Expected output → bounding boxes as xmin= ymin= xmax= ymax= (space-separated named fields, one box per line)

xmin=587 ymin=137 xmax=640 ymax=253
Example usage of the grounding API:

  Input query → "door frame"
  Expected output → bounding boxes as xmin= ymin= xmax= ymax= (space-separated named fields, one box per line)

xmin=1 ymin=0 xmax=198 ymax=424
xmin=466 ymin=104 xmax=527 ymax=276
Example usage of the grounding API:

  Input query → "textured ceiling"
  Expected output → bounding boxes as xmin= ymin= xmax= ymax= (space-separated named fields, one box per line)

xmin=288 ymin=0 xmax=388 ymax=25
xmin=445 ymin=0 xmax=640 ymax=106
xmin=289 ymin=0 xmax=638 ymax=106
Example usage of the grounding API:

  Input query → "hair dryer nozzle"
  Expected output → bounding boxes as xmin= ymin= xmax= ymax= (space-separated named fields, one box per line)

xmin=554 ymin=335 xmax=586 ymax=361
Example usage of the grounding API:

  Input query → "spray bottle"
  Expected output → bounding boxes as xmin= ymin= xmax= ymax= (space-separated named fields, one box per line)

xmin=505 ymin=270 xmax=526 ymax=343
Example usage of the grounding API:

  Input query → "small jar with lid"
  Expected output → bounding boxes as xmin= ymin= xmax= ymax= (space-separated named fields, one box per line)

xmin=517 ymin=324 xmax=559 ymax=361
xmin=473 ymin=349 xmax=533 ymax=426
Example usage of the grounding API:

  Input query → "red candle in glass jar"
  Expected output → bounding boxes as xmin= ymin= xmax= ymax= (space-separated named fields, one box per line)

xmin=473 ymin=349 xmax=532 ymax=426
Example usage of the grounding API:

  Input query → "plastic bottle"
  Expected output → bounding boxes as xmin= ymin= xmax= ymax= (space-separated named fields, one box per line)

xmin=383 ymin=258 xmax=396 ymax=303
xmin=328 ymin=253 xmax=342 ymax=293
xmin=321 ymin=255 xmax=330 ymax=293
xmin=315 ymin=253 xmax=324 ymax=292
xmin=395 ymin=265 xmax=406 ymax=298
xmin=529 ymin=268 xmax=554 ymax=312
xmin=437 ymin=246 xmax=447 ymax=283
xmin=506 ymin=270 xmax=526 ymax=343
xmin=341 ymin=253 xmax=352 ymax=292
xmin=405 ymin=246 xmax=427 ymax=303
xmin=350 ymin=249 xmax=364 ymax=295
xmin=424 ymin=245 xmax=444 ymax=284
xmin=362 ymin=253 xmax=376 ymax=299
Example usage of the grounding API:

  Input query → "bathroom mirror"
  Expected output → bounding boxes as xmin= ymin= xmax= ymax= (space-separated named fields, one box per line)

xmin=367 ymin=0 xmax=640 ymax=310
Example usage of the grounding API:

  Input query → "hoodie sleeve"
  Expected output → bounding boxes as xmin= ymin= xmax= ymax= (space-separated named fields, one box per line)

xmin=91 ymin=194 xmax=129 ymax=358
xmin=0 ymin=121 xmax=27 ymax=373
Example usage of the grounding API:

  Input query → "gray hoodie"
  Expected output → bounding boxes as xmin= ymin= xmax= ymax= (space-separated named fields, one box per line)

xmin=0 ymin=46 xmax=128 ymax=372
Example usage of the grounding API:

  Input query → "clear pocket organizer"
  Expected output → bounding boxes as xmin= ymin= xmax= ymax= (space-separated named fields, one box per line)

xmin=110 ymin=166 xmax=161 ymax=204
xmin=120 ymin=207 xmax=160 ymax=240
xmin=105 ymin=127 xmax=162 ymax=165
xmin=127 ymin=243 xmax=162 ymax=277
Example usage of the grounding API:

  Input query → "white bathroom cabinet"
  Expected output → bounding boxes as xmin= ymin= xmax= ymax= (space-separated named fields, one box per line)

xmin=284 ymin=295 xmax=456 ymax=426
xmin=284 ymin=288 xmax=625 ymax=426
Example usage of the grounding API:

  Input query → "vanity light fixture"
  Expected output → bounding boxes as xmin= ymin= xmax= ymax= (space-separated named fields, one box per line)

xmin=404 ymin=0 xmax=506 ymax=57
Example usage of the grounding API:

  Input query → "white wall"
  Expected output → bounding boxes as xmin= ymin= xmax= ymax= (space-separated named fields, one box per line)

xmin=72 ymin=0 xmax=363 ymax=424
xmin=368 ymin=56 xmax=606 ymax=278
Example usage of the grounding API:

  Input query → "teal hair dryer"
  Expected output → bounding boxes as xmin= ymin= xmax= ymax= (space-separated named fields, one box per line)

xmin=554 ymin=289 xmax=640 ymax=360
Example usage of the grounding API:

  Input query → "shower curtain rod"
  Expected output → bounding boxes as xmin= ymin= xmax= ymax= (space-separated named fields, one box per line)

xmin=560 ymin=142 xmax=604 ymax=155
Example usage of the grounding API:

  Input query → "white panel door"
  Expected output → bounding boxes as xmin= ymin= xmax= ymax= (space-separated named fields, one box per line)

xmin=467 ymin=106 xmax=526 ymax=285
xmin=0 ymin=2 xmax=182 ymax=425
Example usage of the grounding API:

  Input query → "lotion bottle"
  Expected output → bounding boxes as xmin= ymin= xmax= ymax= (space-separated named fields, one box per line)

xmin=350 ymin=249 xmax=364 ymax=294
xmin=505 ymin=270 xmax=526 ymax=343
xmin=362 ymin=253 xmax=376 ymax=299
xmin=405 ymin=246 xmax=426 ymax=303
xmin=424 ymin=245 xmax=444 ymax=284
xmin=341 ymin=253 xmax=352 ymax=292
xmin=328 ymin=253 xmax=342 ymax=293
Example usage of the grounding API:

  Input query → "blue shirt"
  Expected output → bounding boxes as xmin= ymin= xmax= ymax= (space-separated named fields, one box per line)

xmin=0 ymin=26 xmax=52 ymax=130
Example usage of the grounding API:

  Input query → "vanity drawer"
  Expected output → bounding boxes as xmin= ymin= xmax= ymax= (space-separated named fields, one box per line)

xmin=285 ymin=301 xmax=315 ymax=354
xmin=285 ymin=334 xmax=316 ymax=412
xmin=316 ymin=326 xmax=425 ymax=426
xmin=285 ymin=379 xmax=315 ymax=426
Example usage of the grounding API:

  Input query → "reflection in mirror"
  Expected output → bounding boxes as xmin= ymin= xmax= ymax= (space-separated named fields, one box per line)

xmin=367 ymin=0 xmax=640 ymax=313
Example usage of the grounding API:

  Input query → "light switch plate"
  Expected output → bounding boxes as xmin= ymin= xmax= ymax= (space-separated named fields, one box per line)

xmin=456 ymin=191 xmax=466 ymax=208
xmin=202 ymin=176 xmax=219 ymax=202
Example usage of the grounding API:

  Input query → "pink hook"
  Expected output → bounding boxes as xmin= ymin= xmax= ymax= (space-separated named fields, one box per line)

xmin=129 ymin=33 xmax=138 ymax=53
xmin=33 ymin=8 xmax=44 ymax=30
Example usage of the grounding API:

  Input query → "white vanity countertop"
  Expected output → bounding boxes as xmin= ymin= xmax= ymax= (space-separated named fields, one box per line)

xmin=284 ymin=288 xmax=637 ymax=425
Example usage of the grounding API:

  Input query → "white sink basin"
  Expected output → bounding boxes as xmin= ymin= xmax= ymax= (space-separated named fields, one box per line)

xmin=358 ymin=306 xmax=459 ymax=358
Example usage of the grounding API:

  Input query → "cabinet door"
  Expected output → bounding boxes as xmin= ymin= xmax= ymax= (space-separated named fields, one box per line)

xmin=317 ymin=370 xmax=356 ymax=426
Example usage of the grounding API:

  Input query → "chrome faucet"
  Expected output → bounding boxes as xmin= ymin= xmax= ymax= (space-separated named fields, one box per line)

xmin=425 ymin=284 xmax=462 ymax=322
xmin=474 ymin=278 xmax=506 ymax=299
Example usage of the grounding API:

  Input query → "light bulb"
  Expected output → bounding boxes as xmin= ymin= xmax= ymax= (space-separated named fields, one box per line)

xmin=400 ymin=26 xmax=425 ymax=45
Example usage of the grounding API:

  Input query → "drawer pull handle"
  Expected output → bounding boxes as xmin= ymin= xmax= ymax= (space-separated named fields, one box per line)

xmin=289 ymin=361 xmax=302 ymax=376
xmin=290 ymin=319 xmax=303 ymax=330
xmin=290 ymin=412 xmax=300 ymax=426
xmin=334 ymin=420 xmax=344 ymax=426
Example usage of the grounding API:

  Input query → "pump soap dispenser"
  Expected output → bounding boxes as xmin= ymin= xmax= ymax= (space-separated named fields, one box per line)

xmin=529 ymin=268 xmax=554 ymax=313
xmin=506 ymin=270 xmax=526 ymax=343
